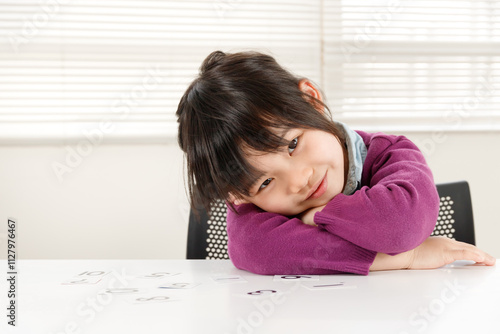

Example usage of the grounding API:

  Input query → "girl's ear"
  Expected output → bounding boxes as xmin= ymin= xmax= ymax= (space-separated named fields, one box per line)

xmin=228 ymin=193 xmax=249 ymax=206
xmin=298 ymin=79 xmax=324 ymax=113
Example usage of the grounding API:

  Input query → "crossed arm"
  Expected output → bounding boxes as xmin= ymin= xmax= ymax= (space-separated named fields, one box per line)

xmin=226 ymin=135 xmax=495 ymax=275
xmin=228 ymin=202 xmax=495 ymax=275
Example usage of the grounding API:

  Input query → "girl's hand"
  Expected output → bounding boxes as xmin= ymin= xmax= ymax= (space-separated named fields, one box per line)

xmin=297 ymin=204 xmax=327 ymax=226
xmin=407 ymin=236 xmax=496 ymax=269
xmin=370 ymin=236 xmax=496 ymax=272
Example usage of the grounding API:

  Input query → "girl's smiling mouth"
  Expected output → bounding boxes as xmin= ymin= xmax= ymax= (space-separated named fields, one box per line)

xmin=307 ymin=171 xmax=328 ymax=200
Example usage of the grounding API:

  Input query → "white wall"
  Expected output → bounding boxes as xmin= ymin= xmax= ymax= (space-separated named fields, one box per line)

xmin=1 ymin=131 xmax=499 ymax=260
xmin=0 ymin=143 xmax=189 ymax=259
xmin=404 ymin=131 xmax=500 ymax=258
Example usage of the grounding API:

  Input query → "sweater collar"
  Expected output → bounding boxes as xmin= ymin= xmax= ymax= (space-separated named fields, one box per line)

xmin=334 ymin=121 xmax=367 ymax=195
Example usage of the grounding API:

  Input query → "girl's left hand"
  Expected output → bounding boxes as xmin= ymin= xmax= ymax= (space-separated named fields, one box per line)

xmin=297 ymin=204 xmax=327 ymax=226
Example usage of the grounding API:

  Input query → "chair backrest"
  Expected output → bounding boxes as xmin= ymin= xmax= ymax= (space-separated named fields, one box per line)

xmin=432 ymin=181 xmax=475 ymax=245
xmin=186 ymin=181 xmax=475 ymax=259
xmin=187 ymin=200 xmax=228 ymax=259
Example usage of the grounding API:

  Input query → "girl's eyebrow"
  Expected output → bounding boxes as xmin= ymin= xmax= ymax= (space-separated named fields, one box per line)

xmin=264 ymin=127 xmax=292 ymax=141
xmin=281 ymin=128 xmax=302 ymax=140
xmin=277 ymin=128 xmax=294 ymax=139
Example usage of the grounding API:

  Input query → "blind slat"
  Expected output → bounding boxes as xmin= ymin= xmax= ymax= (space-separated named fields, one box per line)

xmin=1 ymin=0 xmax=499 ymax=143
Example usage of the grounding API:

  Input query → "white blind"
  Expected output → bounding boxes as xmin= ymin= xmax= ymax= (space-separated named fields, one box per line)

xmin=1 ymin=1 xmax=499 ymax=144
xmin=0 ymin=0 xmax=321 ymax=143
xmin=324 ymin=0 xmax=500 ymax=131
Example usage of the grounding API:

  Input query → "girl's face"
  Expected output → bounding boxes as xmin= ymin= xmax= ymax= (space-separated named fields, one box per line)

xmin=235 ymin=127 xmax=346 ymax=216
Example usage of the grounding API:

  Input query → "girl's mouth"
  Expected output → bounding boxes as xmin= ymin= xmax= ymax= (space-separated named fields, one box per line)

xmin=307 ymin=172 xmax=328 ymax=200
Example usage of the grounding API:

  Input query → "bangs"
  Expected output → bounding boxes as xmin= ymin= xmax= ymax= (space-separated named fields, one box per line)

xmin=213 ymin=110 xmax=298 ymax=199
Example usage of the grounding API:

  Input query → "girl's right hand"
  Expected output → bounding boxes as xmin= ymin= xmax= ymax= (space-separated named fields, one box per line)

xmin=407 ymin=236 xmax=496 ymax=269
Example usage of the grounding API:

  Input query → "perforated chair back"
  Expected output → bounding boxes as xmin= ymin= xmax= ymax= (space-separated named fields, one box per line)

xmin=186 ymin=181 xmax=476 ymax=259
xmin=432 ymin=181 xmax=475 ymax=245
xmin=187 ymin=200 xmax=228 ymax=259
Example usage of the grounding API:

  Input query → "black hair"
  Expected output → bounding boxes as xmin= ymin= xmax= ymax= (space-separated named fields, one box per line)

xmin=176 ymin=50 xmax=344 ymax=212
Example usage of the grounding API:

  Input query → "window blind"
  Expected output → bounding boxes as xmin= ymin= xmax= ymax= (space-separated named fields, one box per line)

xmin=0 ymin=0 xmax=321 ymax=143
xmin=1 ymin=1 xmax=499 ymax=144
xmin=324 ymin=0 xmax=500 ymax=131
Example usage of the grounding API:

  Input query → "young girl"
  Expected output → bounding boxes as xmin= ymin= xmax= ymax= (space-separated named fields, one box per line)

xmin=176 ymin=50 xmax=495 ymax=275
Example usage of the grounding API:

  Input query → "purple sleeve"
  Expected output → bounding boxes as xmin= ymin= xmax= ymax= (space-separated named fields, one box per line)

xmin=315 ymin=134 xmax=439 ymax=254
xmin=226 ymin=203 xmax=377 ymax=275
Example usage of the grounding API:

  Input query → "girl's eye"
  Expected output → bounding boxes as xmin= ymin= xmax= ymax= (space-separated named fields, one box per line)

xmin=259 ymin=178 xmax=273 ymax=190
xmin=288 ymin=137 xmax=298 ymax=155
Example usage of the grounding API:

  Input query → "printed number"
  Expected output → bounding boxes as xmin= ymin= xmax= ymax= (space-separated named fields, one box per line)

xmin=68 ymin=279 xmax=88 ymax=284
xmin=78 ymin=271 xmax=106 ymax=276
xmin=247 ymin=290 xmax=277 ymax=296
xmin=136 ymin=296 xmax=170 ymax=302
xmin=104 ymin=288 xmax=139 ymax=294
xmin=141 ymin=272 xmax=172 ymax=278
xmin=280 ymin=275 xmax=312 ymax=280
xmin=215 ymin=277 xmax=240 ymax=281
xmin=8 ymin=219 xmax=16 ymax=229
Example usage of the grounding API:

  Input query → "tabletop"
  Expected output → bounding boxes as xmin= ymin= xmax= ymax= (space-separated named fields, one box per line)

xmin=2 ymin=259 xmax=499 ymax=334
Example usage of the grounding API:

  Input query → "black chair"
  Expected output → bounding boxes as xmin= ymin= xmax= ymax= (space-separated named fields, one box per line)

xmin=187 ymin=199 xmax=229 ymax=259
xmin=186 ymin=181 xmax=476 ymax=259
xmin=430 ymin=181 xmax=475 ymax=245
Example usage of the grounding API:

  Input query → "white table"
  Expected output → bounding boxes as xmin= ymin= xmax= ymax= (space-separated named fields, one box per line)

xmin=2 ymin=259 xmax=499 ymax=334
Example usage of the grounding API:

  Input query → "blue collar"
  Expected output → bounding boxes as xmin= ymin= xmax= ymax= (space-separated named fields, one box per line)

xmin=335 ymin=122 xmax=367 ymax=195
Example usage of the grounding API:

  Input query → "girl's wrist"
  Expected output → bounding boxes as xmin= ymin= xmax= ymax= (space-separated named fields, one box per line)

xmin=297 ymin=205 xmax=326 ymax=226
xmin=405 ymin=248 xmax=416 ymax=269
xmin=370 ymin=249 xmax=414 ymax=271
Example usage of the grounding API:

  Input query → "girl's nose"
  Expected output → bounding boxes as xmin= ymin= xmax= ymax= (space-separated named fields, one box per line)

xmin=288 ymin=166 xmax=313 ymax=194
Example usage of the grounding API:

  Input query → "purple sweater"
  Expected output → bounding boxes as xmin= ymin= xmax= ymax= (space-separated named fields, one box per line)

xmin=226 ymin=131 xmax=440 ymax=275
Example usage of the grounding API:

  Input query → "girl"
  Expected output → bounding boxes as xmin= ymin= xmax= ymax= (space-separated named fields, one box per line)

xmin=176 ymin=50 xmax=495 ymax=275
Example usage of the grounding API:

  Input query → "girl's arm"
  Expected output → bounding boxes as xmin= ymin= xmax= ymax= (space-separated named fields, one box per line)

xmin=370 ymin=236 xmax=496 ymax=271
xmin=227 ymin=203 xmax=377 ymax=275
xmin=227 ymin=203 xmax=495 ymax=275
xmin=315 ymin=134 xmax=440 ymax=254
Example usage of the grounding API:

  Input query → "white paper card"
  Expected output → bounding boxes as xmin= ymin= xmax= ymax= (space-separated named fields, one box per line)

xmin=211 ymin=275 xmax=247 ymax=284
xmin=233 ymin=289 xmax=284 ymax=299
xmin=126 ymin=295 xmax=178 ymax=304
xmin=136 ymin=272 xmax=181 ymax=279
xmin=159 ymin=282 xmax=201 ymax=289
xmin=61 ymin=271 xmax=110 ymax=285
xmin=301 ymin=281 xmax=357 ymax=291
xmin=273 ymin=275 xmax=319 ymax=282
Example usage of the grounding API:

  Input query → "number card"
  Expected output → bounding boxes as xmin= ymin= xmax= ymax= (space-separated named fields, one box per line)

xmin=100 ymin=287 xmax=146 ymax=295
xmin=301 ymin=281 xmax=357 ymax=291
xmin=158 ymin=282 xmax=201 ymax=289
xmin=61 ymin=271 xmax=110 ymax=285
xmin=126 ymin=295 xmax=178 ymax=305
xmin=273 ymin=275 xmax=319 ymax=282
xmin=211 ymin=275 xmax=247 ymax=284
xmin=233 ymin=289 xmax=284 ymax=299
xmin=136 ymin=272 xmax=181 ymax=279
